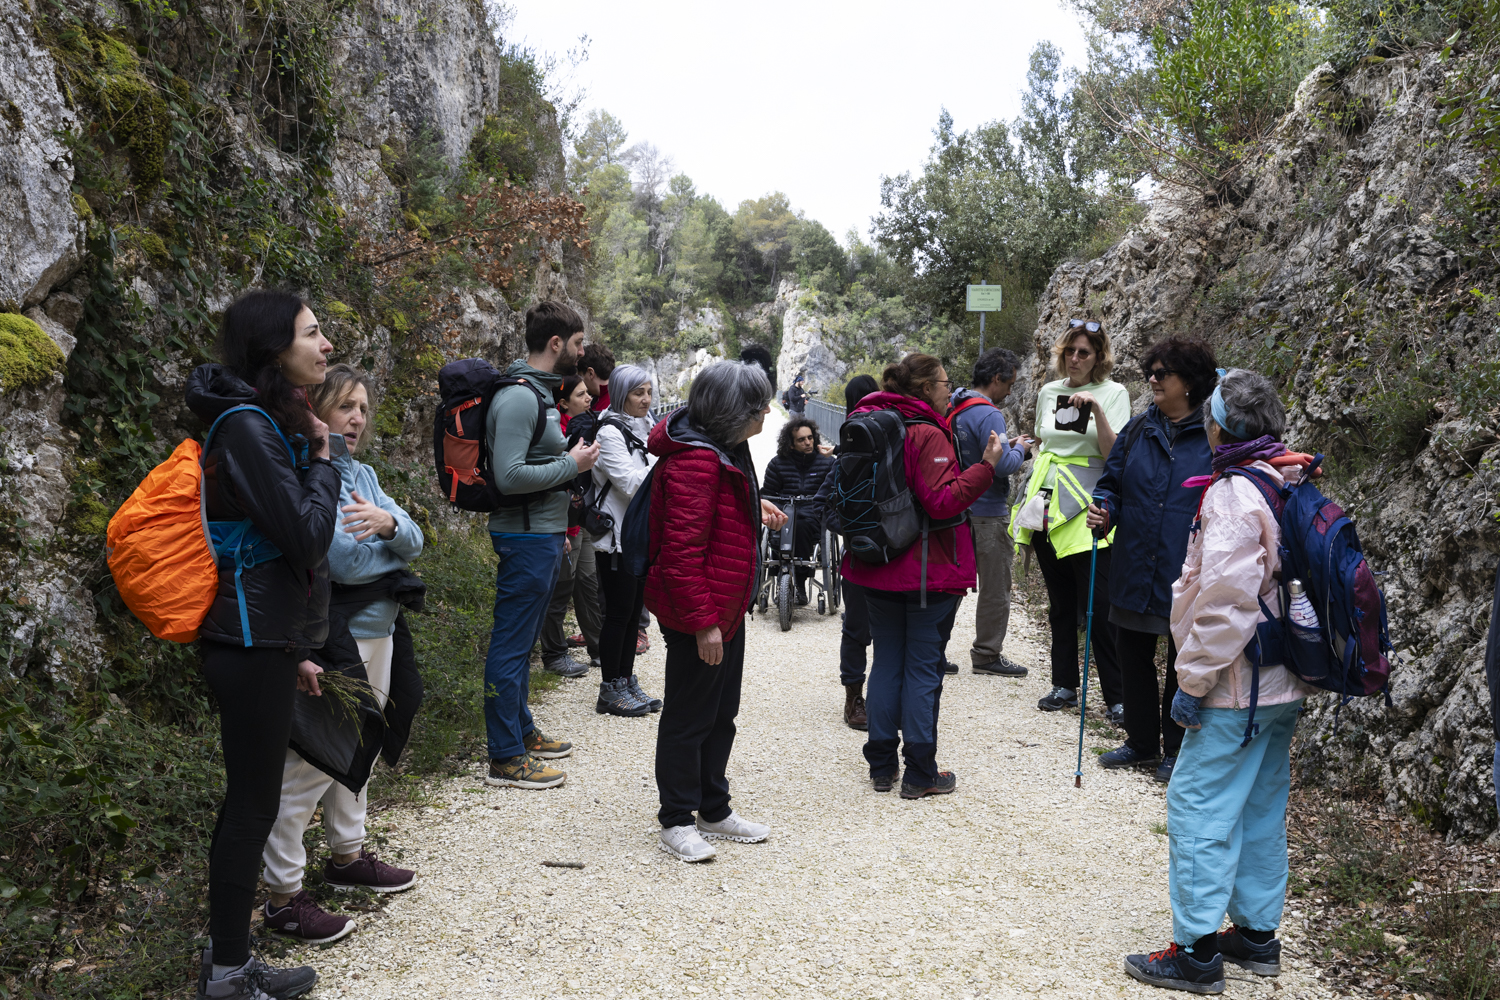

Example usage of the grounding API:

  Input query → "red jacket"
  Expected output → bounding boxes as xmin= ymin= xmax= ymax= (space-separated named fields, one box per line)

xmin=839 ymin=391 xmax=994 ymax=595
xmin=644 ymin=411 xmax=759 ymax=641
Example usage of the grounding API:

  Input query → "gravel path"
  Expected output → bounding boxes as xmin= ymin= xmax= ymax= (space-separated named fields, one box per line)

xmin=296 ymin=409 xmax=1339 ymax=999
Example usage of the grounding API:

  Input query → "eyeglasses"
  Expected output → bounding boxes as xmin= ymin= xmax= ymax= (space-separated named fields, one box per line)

xmin=1069 ymin=319 xmax=1102 ymax=333
xmin=1064 ymin=347 xmax=1093 ymax=359
xmin=1143 ymin=367 xmax=1179 ymax=382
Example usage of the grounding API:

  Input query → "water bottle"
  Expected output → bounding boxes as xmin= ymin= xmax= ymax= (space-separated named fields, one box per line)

xmin=1287 ymin=579 xmax=1320 ymax=642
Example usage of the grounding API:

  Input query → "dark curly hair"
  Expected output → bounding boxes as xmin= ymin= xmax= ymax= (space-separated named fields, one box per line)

xmin=1140 ymin=336 xmax=1219 ymax=408
xmin=777 ymin=416 xmax=822 ymax=458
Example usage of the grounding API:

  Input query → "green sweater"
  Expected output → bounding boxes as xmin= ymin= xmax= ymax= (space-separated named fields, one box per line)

xmin=485 ymin=360 xmax=577 ymax=535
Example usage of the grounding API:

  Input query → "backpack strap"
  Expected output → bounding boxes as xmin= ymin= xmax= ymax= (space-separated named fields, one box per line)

xmin=947 ymin=396 xmax=993 ymax=469
xmin=199 ymin=405 xmax=297 ymax=647
xmin=494 ymin=378 xmax=558 ymax=530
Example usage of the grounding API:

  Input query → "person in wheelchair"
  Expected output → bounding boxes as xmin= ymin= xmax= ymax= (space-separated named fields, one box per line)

xmin=760 ymin=417 xmax=836 ymax=604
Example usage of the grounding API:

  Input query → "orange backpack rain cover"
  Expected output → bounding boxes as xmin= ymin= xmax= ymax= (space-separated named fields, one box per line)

xmin=106 ymin=438 xmax=218 ymax=643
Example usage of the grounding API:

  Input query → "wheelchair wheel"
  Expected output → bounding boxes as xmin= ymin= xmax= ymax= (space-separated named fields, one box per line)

xmin=757 ymin=527 xmax=772 ymax=613
xmin=823 ymin=528 xmax=841 ymax=610
xmin=777 ymin=570 xmax=793 ymax=632
xmin=817 ymin=593 xmax=827 ymax=615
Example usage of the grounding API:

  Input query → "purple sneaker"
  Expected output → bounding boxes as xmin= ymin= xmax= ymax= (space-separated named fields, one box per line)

xmin=262 ymin=890 xmax=355 ymax=944
xmin=323 ymin=848 xmax=417 ymax=893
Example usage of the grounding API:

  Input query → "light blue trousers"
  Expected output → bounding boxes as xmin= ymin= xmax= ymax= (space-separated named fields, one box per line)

xmin=1167 ymin=699 xmax=1303 ymax=944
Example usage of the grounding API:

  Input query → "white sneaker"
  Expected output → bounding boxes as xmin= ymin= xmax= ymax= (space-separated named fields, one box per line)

xmin=696 ymin=810 xmax=770 ymax=843
xmin=658 ymin=825 xmax=717 ymax=862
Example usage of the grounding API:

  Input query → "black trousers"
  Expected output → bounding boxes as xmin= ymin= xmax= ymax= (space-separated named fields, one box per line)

xmin=596 ymin=555 xmax=645 ymax=683
xmin=1031 ymin=534 xmax=1123 ymax=705
xmin=1114 ymin=624 xmax=1182 ymax=757
xmin=655 ymin=625 xmax=744 ymax=828
xmin=201 ymin=643 xmax=300 ymax=967
xmin=839 ymin=580 xmax=871 ymax=686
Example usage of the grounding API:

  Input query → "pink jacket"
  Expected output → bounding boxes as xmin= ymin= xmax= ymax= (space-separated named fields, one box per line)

xmin=1170 ymin=461 xmax=1316 ymax=709
xmin=839 ymin=392 xmax=995 ymax=595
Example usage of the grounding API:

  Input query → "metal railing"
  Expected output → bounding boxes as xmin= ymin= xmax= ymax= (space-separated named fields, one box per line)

xmin=803 ymin=398 xmax=847 ymax=443
xmin=654 ymin=400 xmax=687 ymax=423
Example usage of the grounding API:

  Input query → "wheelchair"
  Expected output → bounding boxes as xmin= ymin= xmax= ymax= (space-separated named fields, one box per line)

xmin=753 ymin=494 xmax=842 ymax=632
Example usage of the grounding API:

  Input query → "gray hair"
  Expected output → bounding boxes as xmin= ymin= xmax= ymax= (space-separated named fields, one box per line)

xmin=608 ymin=363 xmax=653 ymax=415
xmin=1207 ymin=368 xmax=1286 ymax=442
xmin=688 ymin=360 xmax=773 ymax=446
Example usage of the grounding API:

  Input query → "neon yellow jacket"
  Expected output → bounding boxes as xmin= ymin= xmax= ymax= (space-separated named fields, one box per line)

xmin=1010 ymin=451 xmax=1114 ymax=559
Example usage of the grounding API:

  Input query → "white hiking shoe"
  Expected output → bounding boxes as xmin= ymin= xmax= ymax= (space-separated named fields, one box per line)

xmin=659 ymin=825 xmax=717 ymax=862
xmin=696 ymin=810 xmax=770 ymax=843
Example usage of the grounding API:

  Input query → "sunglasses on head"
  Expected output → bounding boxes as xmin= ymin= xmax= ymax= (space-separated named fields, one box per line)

xmin=1069 ymin=319 xmax=1102 ymax=333
xmin=1143 ymin=366 xmax=1179 ymax=381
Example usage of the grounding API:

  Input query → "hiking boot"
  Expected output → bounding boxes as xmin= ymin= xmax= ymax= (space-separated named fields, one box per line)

xmin=973 ymin=655 xmax=1028 ymax=676
xmin=625 ymin=674 xmax=661 ymax=712
xmin=795 ymin=583 xmax=809 ymax=606
xmin=696 ymin=810 xmax=770 ymax=843
xmin=567 ymin=632 xmax=587 ymax=648
xmin=1107 ymin=702 xmax=1127 ymax=728
xmin=1099 ymin=743 xmax=1160 ymax=770
xmin=197 ymin=968 xmax=274 ymax=1000
xmin=323 ymin=848 xmax=416 ymax=893
xmin=1155 ymin=755 xmax=1178 ymax=784
xmin=590 ymin=656 xmax=602 ymax=670
xmin=843 ymin=684 xmax=868 ymax=730
xmin=262 ymin=890 xmax=355 ymax=945
xmin=900 ymin=770 xmax=957 ymax=799
xmin=871 ymin=772 xmax=895 ymax=793
xmin=596 ymin=677 xmax=649 ymax=717
xmin=659 ymin=824 xmax=716 ymax=862
xmin=1037 ymin=686 xmax=1078 ymax=711
xmin=486 ymin=753 xmax=566 ymax=789
xmin=636 ymin=628 xmax=651 ymax=654
xmin=1123 ymin=943 xmax=1225 ymax=994
xmin=542 ymin=654 xmax=588 ymax=678
xmin=198 ymin=951 xmax=317 ymax=1000
xmin=1218 ymin=927 xmax=1281 ymax=976
xmin=942 ymin=659 xmax=959 ymax=675
xmin=525 ymin=728 xmax=573 ymax=759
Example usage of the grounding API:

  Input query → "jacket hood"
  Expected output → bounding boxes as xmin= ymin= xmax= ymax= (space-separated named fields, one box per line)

xmin=949 ymin=387 xmax=991 ymax=408
xmin=186 ymin=363 xmax=258 ymax=424
xmin=503 ymin=358 xmax=563 ymax=395
xmin=851 ymin=390 xmax=951 ymax=430
xmin=649 ymin=408 xmax=738 ymax=468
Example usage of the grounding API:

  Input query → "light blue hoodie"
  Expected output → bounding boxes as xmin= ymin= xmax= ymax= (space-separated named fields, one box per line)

xmin=327 ymin=435 xmax=424 ymax=638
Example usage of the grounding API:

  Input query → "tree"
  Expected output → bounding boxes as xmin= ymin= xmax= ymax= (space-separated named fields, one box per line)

xmin=570 ymin=109 xmax=629 ymax=180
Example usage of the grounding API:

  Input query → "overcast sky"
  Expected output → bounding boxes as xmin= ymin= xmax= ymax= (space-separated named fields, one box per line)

xmin=507 ymin=0 xmax=1091 ymax=242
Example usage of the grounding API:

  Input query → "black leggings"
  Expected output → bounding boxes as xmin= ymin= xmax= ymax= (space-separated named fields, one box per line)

xmin=201 ymin=643 xmax=299 ymax=967
xmin=596 ymin=555 xmax=645 ymax=683
xmin=655 ymin=625 xmax=745 ymax=828
xmin=1115 ymin=625 xmax=1182 ymax=757
xmin=1031 ymin=534 xmax=1123 ymax=705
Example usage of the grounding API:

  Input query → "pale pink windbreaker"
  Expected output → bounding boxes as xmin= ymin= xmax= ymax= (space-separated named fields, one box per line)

xmin=1170 ymin=461 xmax=1316 ymax=709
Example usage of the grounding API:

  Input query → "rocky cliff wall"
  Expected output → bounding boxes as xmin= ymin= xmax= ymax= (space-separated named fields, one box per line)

xmin=1012 ymin=53 xmax=1498 ymax=839
xmin=0 ymin=0 xmax=583 ymax=679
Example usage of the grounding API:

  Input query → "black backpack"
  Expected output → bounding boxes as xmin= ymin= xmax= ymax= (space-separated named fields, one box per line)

xmin=432 ymin=358 xmax=565 ymax=524
xmin=830 ymin=408 xmax=965 ymax=604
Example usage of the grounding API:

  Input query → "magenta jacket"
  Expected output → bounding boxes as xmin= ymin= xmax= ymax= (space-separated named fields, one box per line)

xmin=839 ymin=392 xmax=995 ymax=595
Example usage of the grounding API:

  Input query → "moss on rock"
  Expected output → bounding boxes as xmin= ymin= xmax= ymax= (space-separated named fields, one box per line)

xmin=0 ymin=313 xmax=66 ymax=392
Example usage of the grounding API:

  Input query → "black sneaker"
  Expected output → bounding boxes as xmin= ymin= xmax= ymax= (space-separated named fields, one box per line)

xmin=198 ymin=951 xmax=317 ymax=1000
xmin=1106 ymin=703 xmax=1126 ymax=727
xmin=942 ymin=659 xmax=959 ymax=675
xmin=542 ymin=655 xmax=589 ymax=678
xmin=1123 ymin=943 xmax=1225 ymax=994
xmin=1218 ymin=926 xmax=1281 ymax=975
xmin=973 ymin=655 xmax=1028 ymax=676
xmin=1098 ymin=743 xmax=1160 ymax=769
xmin=900 ymin=770 xmax=957 ymax=799
xmin=872 ymin=772 xmax=895 ymax=793
xmin=1155 ymin=755 xmax=1178 ymax=784
xmin=1037 ymin=686 xmax=1078 ymax=711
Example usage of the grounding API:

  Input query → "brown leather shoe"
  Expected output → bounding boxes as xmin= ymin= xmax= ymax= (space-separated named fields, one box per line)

xmin=843 ymin=683 xmax=868 ymax=730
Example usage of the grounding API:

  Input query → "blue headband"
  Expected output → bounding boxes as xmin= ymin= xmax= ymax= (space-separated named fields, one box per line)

xmin=1208 ymin=368 xmax=1250 ymax=439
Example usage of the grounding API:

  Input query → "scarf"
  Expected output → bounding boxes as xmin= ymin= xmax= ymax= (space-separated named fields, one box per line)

xmin=1210 ymin=434 xmax=1286 ymax=473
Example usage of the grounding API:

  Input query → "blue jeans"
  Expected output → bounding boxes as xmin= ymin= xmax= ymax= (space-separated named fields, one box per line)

xmin=1167 ymin=699 xmax=1303 ymax=943
xmin=862 ymin=590 xmax=960 ymax=785
xmin=484 ymin=532 xmax=564 ymax=760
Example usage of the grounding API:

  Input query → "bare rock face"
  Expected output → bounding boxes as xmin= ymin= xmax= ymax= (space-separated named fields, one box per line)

xmin=777 ymin=282 xmax=848 ymax=398
xmin=0 ymin=0 xmax=82 ymax=308
xmin=1017 ymin=55 xmax=1497 ymax=838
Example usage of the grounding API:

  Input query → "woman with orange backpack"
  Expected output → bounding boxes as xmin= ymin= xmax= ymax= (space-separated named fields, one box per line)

xmin=185 ymin=290 xmax=341 ymax=1000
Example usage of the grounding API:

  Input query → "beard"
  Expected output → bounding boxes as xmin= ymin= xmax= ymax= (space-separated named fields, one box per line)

xmin=555 ymin=348 xmax=580 ymax=376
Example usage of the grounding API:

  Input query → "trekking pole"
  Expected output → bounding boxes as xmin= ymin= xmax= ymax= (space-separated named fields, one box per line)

xmin=1074 ymin=500 xmax=1104 ymax=788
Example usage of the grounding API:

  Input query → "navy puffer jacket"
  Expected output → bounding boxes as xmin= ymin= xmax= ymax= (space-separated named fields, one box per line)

xmin=1093 ymin=404 xmax=1212 ymax=620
